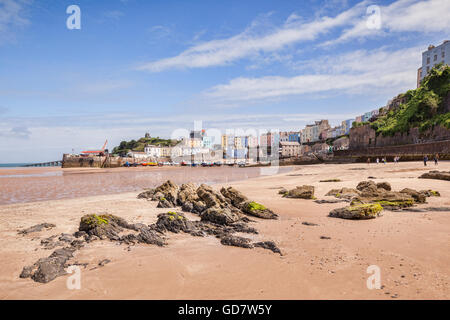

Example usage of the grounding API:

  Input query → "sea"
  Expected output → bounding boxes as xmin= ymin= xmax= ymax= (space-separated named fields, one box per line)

xmin=0 ymin=163 xmax=30 ymax=168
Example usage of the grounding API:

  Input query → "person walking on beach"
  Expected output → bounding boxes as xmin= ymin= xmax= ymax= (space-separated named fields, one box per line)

xmin=376 ymin=157 xmax=379 ymax=164
xmin=434 ymin=153 xmax=439 ymax=165
xmin=423 ymin=155 xmax=428 ymax=166
xmin=367 ymin=157 xmax=371 ymax=165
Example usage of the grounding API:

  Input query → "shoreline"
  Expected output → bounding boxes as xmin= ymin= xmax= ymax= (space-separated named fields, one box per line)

xmin=0 ymin=162 xmax=449 ymax=299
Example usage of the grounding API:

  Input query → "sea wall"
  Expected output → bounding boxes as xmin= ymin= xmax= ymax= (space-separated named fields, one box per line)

xmin=335 ymin=139 xmax=450 ymax=161
xmin=349 ymin=125 xmax=450 ymax=150
xmin=62 ymin=154 xmax=131 ymax=168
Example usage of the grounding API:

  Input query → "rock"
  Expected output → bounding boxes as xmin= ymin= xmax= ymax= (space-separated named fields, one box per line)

xmin=314 ymin=199 xmax=348 ymax=204
xmin=302 ymin=221 xmax=319 ymax=226
xmin=59 ymin=233 xmax=75 ymax=243
xmin=400 ymin=188 xmax=427 ymax=203
xmin=278 ymin=188 xmax=288 ymax=195
xmin=18 ymin=223 xmax=56 ymax=235
xmin=151 ymin=192 xmax=165 ymax=201
xmin=157 ymin=198 xmax=174 ymax=208
xmin=320 ymin=236 xmax=331 ymax=240
xmin=200 ymin=207 xmax=240 ymax=225
xmin=79 ymin=214 xmax=136 ymax=240
xmin=220 ymin=235 xmax=254 ymax=249
xmin=319 ymin=179 xmax=342 ymax=182
xmin=192 ymin=200 xmax=207 ymax=214
xmin=242 ymin=201 xmax=278 ymax=219
xmin=356 ymin=180 xmax=378 ymax=194
xmin=153 ymin=180 xmax=179 ymax=206
xmin=181 ymin=201 xmax=194 ymax=212
xmin=197 ymin=184 xmax=229 ymax=209
xmin=254 ymin=241 xmax=282 ymax=254
xmin=420 ymin=190 xmax=440 ymax=197
xmin=98 ymin=259 xmax=111 ymax=267
xmin=134 ymin=228 xmax=166 ymax=246
xmin=20 ymin=247 xmax=76 ymax=283
xmin=329 ymin=203 xmax=383 ymax=220
xmin=326 ymin=188 xmax=360 ymax=200
xmin=137 ymin=189 xmax=155 ymax=199
xmin=419 ymin=171 xmax=450 ymax=181
xmin=376 ymin=182 xmax=392 ymax=191
xmin=154 ymin=212 xmax=195 ymax=233
xmin=284 ymin=185 xmax=315 ymax=199
xmin=220 ymin=186 xmax=248 ymax=207
xmin=177 ymin=183 xmax=198 ymax=205
xmin=73 ymin=231 xmax=87 ymax=238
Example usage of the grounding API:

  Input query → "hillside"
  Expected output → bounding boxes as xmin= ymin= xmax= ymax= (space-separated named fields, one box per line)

xmin=112 ymin=136 xmax=179 ymax=156
xmin=370 ymin=64 xmax=450 ymax=136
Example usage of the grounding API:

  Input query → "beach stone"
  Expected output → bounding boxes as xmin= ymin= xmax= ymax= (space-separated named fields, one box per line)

xmin=137 ymin=189 xmax=155 ymax=200
xmin=242 ymin=201 xmax=278 ymax=219
xmin=79 ymin=214 xmax=135 ymax=240
xmin=356 ymin=180 xmax=378 ymax=193
xmin=302 ymin=221 xmax=319 ymax=226
xmin=22 ymin=247 xmax=76 ymax=283
xmin=181 ymin=201 xmax=194 ymax=212
xmin=376 ymin=182 xmax=392 ymax=191
xmin=285 ymin=185 xmax=315 ymax=199
xmin=151 ymin=192 xmax=165 ymax=201
xmin=197 ymin=184 xmax=229 ymax=209
xmin=400 ymin=188 xmax=427 ymax=203
xmin=419 ymin=171 xmax=450 ymax=181
xmin=220 ymin=235 xmax=254 ymax=249
xmin=420 ymin=190 xmax=441 ymax=197
xmin=177 ymin=183 xmax=198 ymax=205
xmin=254 ymin=241 xmax=282 ymax=255
xmin=329 ymin=203 xmax=383 ymax=220
xmin=18 ymin=223 xmax=56 ymax=235
xmin=153 ymin=180 xmax=179 ymax=206
xmin=278 ymin=188 xmax=288 ymax=195
xmin=154 ymin=212 xmax=194 ymax=233
xmin=200 ymin=207 xmax=240 ymax=225
xmin=157 ymin=198 xmax=174 ymax=208
xmin=98 ymin=259 xmax=111 ymax=267
xmin=220 ymin=186 xmax=248 ymax=207
xmin=326 ymin=187 xmax=360 ymax=199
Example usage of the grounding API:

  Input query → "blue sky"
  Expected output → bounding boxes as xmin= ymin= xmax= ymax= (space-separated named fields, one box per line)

xmin=0 ymin=0 xmax=449 ymax=162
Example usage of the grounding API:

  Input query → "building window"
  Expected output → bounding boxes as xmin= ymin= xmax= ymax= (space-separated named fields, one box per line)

xmin=427 ymin=57 xmax=430 ymax=64
xmin=434 ymin=54 xmax=437 ymax=61
xmin=427 ymin=66 xmax=430 ymax=72
xmin=442 ymin=51 xmax=445 ymax=58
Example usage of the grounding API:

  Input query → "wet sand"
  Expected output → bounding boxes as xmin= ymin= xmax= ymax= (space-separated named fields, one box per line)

xmin=0 ymin=166 xmax=290 ymax=205
xmin=0 ymin=162 xmax=449 ymax=299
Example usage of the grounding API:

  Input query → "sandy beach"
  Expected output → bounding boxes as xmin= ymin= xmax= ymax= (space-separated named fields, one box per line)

xmin=0 ymin=162 xmax=449 ymax=299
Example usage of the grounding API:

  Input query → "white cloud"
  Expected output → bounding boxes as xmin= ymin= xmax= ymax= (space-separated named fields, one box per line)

xmin=0 ymin=0 xmax=29 ymax=44
xmin=137 ymin=1 xmax=368 ymax=72
xmin=203 ymin=45 xmax=421 ymax=103
xmin=324 ymin=0 xmax=450 ymax=45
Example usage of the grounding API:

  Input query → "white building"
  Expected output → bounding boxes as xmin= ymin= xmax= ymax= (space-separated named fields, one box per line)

xmin=419 ymin=40 xmax=450 ymax=82
xmin=144 ymin=145 xmax=161 ymax=158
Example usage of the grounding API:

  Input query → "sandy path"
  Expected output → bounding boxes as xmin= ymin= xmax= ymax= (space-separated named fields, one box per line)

xmin=0 ymin=162 xmax=449 ymax=299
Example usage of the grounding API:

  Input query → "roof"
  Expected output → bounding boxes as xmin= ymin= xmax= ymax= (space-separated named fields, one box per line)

xmin=280 ymin=141 xmax=301 ymax=146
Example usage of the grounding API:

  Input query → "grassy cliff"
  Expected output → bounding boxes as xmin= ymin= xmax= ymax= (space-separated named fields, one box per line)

xmin=112 ymin=136 xmax=179 ymax=156
xmin=370 ymin=64 xmax=450 ymax=136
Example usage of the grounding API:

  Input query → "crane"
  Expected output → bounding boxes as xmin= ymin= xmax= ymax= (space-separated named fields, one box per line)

xmin=81 ymin=139 xmax=108 ymax=156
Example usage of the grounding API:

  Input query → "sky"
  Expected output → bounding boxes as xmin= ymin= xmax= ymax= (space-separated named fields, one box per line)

xmin=0 ymin=0 xmax=449 ymax=162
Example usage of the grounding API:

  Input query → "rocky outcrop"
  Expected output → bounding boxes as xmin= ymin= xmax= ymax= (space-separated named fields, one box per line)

xmin=220 ymin=186 xmax=248 ymax=208
xmin=329 ymin=203 xmax=383 ymax=220
xmin=376 ymin=182 xmax=392 ymax=191
xmin=201 ymin=207 xmax=240 ymax=225
xmin=20 ymin=247 xmax=76 ymax=283
xmin=419 ymin=171 xmax=450 ymax=181
xmin=325 ymin=180 xmax=439 ymax=210
xmin=284 ymin=185 xmax=315 ymax=199
xmin=400 ymin=188 xmax=427 ymax=204
xmin=242 ymin=201 xmax=278 ymax=219
xmin=220 ymin=235 xmax=254 ymax=249
xmin=18 ymin=223 xmax=56 ymax=235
